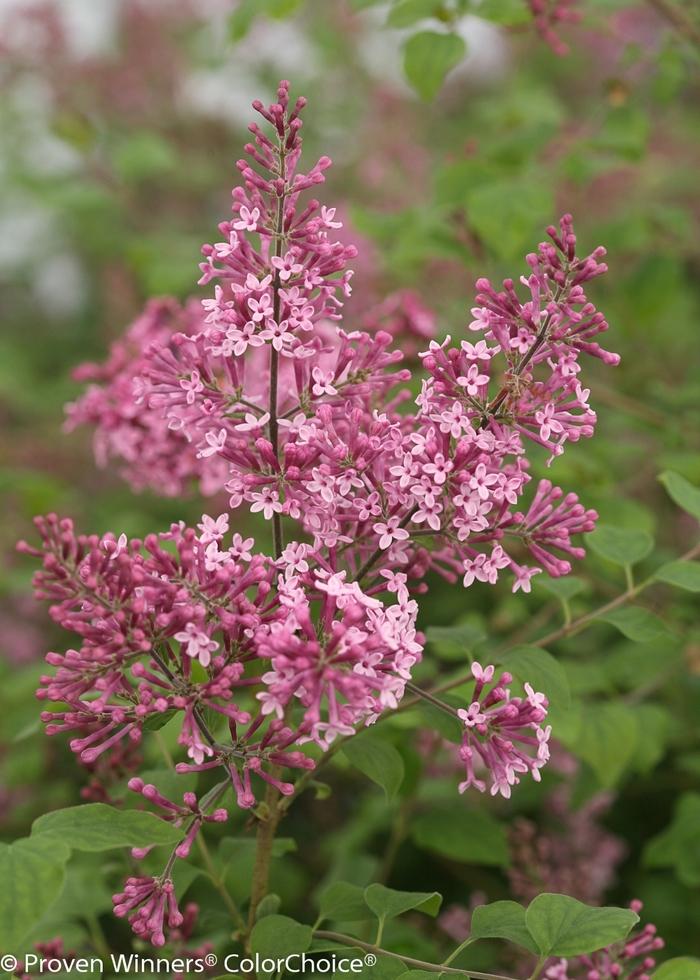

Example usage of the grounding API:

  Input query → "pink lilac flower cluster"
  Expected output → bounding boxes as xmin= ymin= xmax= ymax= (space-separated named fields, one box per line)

xmin=545 ymin=901 xmax=665 ymax=980
xmin=457 ymin=662 xmax=551 ymax=798
xmin=64 ymin=298 xmax=228 ymax=498
xmin=22 ymin=81 xmax=618 ymax=948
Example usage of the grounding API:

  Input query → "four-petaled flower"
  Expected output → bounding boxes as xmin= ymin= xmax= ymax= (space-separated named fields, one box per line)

xmin=374 ymin=517 xmax=410 ymax=550
xmin=174 ymin=623 xmax=219 ymax=668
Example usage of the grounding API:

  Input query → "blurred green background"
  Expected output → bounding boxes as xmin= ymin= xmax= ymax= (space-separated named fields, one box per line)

xmin=1 ymin=0 xmax=700 ymax=969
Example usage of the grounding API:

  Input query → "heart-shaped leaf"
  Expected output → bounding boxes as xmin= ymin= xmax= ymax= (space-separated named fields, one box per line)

xmin=525 ymin=893 xmax=638 ymax=957
xmin=470 ymin=900 xmax=538 ymax=954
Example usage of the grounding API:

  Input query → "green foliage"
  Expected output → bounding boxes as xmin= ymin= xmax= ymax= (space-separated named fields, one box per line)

xmin=469 ymin=901 xmax=538 ymax=954
xmin=341 ymin=731 xmax=405 ymax=800
xmin=644 ymin=794 xmax=700 ymax=887
xmin=31 ymin=803 xmax=183 ymax=851
xmin=318 ymin=881 xmax=372 ymax=923
xmin=601 ymin=607 xmax=671 ymax=643
xmin=654 ymin=561 xmax=700 ymax=591
xmin=659 ymin=472 xmax=700 ymax=522
xmin=402 ymin=31 xmax=466 ymax=100
xmin=465 ymin=177 xmax=554 ymax=261
xmin=387 ymin=0 xmax=443 ymax=28
xmin=250 ymin=914 xmax=313 ymax=957
xmin=364 ymin=884 xmax=442 ymax=922
xmin=495 ymin=646 xmax=571 ymax=714
xmin=412 ymin=803 xmax=509 ymax=866
xmin=559 ymin=702 xmax=638 ymax=787
xmin=466 ymin=896 xmax=638 ymax=958
xmin=653 ymin=959 xmax=700 ymax=980
xmin=524 ymin=894 xmax=639 ymax=957
xmin=0 ymin=837 xmax=70 ymax=948
xmin=586 ymin=524 xmax=654 ymax=566
xmin=424 ymin=622 xmax=486 ymax=660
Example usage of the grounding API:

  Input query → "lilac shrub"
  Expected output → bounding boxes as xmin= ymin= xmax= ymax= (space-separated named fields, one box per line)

xmin=20 ymin=81 xmax=623 ymax=952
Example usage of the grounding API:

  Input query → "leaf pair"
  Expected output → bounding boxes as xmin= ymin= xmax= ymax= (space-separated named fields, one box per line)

xmin=468 ymin=893 xmax=639 ymax=958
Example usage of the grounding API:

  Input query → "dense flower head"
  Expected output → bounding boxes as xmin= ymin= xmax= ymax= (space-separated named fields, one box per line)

xmin=65 ymin=298 xmax=225 ymax=498
xmin=21 ymin=80 xmax=621 ymax=949
xmin=113 ymin=876 xmax=183 ymax=947
xmin=457 ymin=662 xmax=551 ymax=799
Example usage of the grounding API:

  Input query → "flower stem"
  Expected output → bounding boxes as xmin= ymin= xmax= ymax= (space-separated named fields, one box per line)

xmin=246 ymin=776 xmax=283 ymax=938
xmin=313 ymin=931 xmax=518 ymax=980
xmin=197 ymin=829 xmax=246 ymax=932
xmin=405 ymin=680 xmax=460 ymax=717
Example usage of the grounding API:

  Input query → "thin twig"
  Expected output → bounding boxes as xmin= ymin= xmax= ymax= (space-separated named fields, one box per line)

xmin=646 ymin=0 xmax=700 ymax=46
xmin=313 ymin=931 xmax=519 ymax=980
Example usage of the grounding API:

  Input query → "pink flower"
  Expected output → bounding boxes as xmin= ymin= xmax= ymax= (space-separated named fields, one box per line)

xmin=174 ymin=624 xmax=219 ymax=668
xmin=233 ymin=205 xmax=260 ymax=232
xmin=457 ymin=363 xmax=489 ymax=396
xmin=197 ymin=429 xmax=227 ymax=459
xmin=374 ymin=517 xmax=410 ymax=550
xmin=271 ymin=251 xmax=304 ymax=281
xmin=249 ymin=488 xmax=283 ymax=520
xmin=457 ymin=662 xmax=550 ymax=799
xmin=235 ymin=412 xmax=270 ymax=432
xmin=197 ymin=513 xmax=229 ymax=543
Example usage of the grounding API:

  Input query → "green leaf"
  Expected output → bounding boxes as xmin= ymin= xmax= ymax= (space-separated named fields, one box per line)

xmin=396 ymin=973 xmax=440 ymax=980
xmin=535 ymin=576 xmax=586 ymax=600
xmin=403 ymin=31 xmax=465 ymax=101
xmin=653 ymin=958 xmax=700 ymax=980
xmin=425 ymin=623 xmax=486 ymax=661
xmin=250 ymin=915 xmax=313 ymax=958
xmin=141 ymin=709 xmax=178 ymax=732
xmin=255 ymin=894 xmax=282 ymax=921
xmin=228 ymin=0 xmax=257 ymax=40
xmin=654 ymin=560 xmax=700 ymax=592
xmin=644 ymin=793 xmax=700 ymax=887
xmin=559 ymin=703 xmax=638 ymax=787
xmin=387 ymin=0 xmax=442 ymax=28
xmin=364 ymin=884 xmax=442 ymax=923
xmin=473 ymin=0 xmax=531 ymax=24
xmin=586 ymin=525 xmax=654 ymax=566
xmin=341 ymin=731 xmax=405 ymax=800
xmin=469 ymin=901 xmax=538 ymax=954
xmin=466 ymin=178 xmax=554 ymax=261
xmin=416 ymin=699 xmax=463 ymax=742
xmin=265 ymin=0 xmax=305 ymax=17
xmin=113 ymin=132 xmax=176 ymax=183
xmin=601 ymin=606 xmax=670 ymax=643
xmin=32 ymin=803 xmax=182 ymax=851
xmin=318 ymin=881 xmax=372 ymax=923
xmin=412 ymin=804 xmax=509 ymax=866
xmin=659 ymin=471 xmax=700 ymax=521
xmin=525 ymin=894 xmax=639 ymax=957
xmin=220 ymin=836 xmax=296 ymax=903
xmin=0 ymin=837 xmax=70 ymax=948
xmin=495 ymin=646 xmax=570 ymax=713
xmin=629 ymin=704 xmax=672 ymax=773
